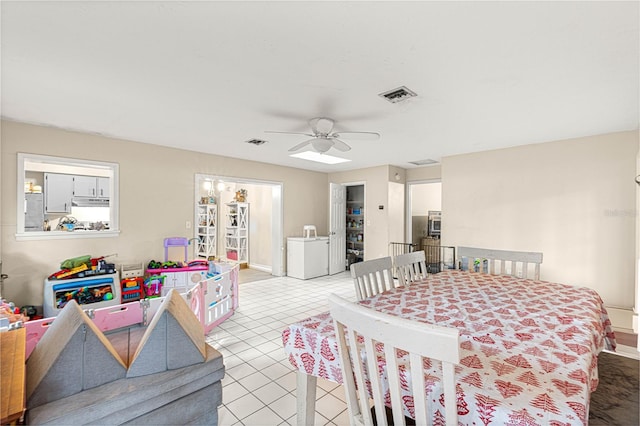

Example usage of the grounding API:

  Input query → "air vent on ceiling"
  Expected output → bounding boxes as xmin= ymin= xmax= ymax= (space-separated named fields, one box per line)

xmin=246 ymin=138 xmax=267 ymax=146
xmin=409 ymin=158 xmax=438 ymax=166
xmin=379 ymin=86 xmax=417 ymax=103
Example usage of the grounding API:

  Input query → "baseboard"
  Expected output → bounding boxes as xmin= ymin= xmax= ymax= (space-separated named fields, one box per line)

xmin=605 ymin=345 xmax=640 ymax=360
xmin=606 ymin=306 xmax=635 ymax=333
xmin=247 ymin=263 xmax=271 ymax=273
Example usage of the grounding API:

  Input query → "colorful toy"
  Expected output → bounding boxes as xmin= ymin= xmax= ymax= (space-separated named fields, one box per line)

xmin=56 ymin=284 xmax=115 ymax=310
xmin=144 ymin=275 xmax=164 ymax=298
xmin=0 ymin=300 xmax=28 ymax=323
xmin=147 ymin=260 xmax=162 ymax=269
xmin=60 ymin=255 xmax=91 ymax=270
xmin=50 ymin=254 xmax=117 ymax=280
xmin=55 ymin=264 xmax=89 ymax=279
xmin=121 ymin=277 xmax=145 ymax=303
xmin=164 ymin=237 xmax=189 ymax=263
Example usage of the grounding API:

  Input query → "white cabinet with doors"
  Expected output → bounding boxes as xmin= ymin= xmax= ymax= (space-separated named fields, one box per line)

xmin=73 ymin=176 xmax=109 ymax=198
xmin=225 ymin=202 xmax=249 ymax=264
xmin=44 ymin=173 xmax=74 ymax=213
xmin=97 ymin=177 xmax=109 ymax=198
xmin=197 ymin=203 xmax=217 ymax=258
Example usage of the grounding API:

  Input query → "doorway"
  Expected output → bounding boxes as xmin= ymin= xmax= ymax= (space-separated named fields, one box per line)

xmin=406 ymin=180 xmax=442 ymax=271
xmin=329 ymin=182 xmax=365 ymax=274
xmin=194 ymin=174 xmax=284 ymax=277
xmin=345 ymin=184 xmax=365 ymax=269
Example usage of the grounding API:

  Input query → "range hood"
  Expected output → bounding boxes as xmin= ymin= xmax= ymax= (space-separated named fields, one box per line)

xmin=71 ymin=197 xmax=110 ymax=207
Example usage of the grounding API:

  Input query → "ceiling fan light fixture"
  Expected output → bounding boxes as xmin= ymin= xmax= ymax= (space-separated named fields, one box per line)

xmin=311 ymin=117 xmax=334 ymax=135
xmin=311 ymin=137 xmax=334 ymax=153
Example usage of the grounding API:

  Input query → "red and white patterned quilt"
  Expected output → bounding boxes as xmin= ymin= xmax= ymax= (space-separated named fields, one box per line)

xmin=282 ymin=270 xmax=616 ymax=425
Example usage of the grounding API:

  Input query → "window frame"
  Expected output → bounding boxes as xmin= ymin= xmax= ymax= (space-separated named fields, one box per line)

xmin=16 ymin=153 xmax=120 ymax=241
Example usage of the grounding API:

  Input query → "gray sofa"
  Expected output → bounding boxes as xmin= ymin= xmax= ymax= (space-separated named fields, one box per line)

xmin=25 ymin=292 xmax=225 ymax=425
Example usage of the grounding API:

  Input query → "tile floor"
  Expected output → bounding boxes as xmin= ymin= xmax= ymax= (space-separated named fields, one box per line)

xmin=205 ymin=271 xmax=357 ymax=426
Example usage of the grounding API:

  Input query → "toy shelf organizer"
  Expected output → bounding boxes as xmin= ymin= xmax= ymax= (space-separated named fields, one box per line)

xmin=24 ymin=262 xmax=239 ymax=359
xmin=43 ymin=273 xmax=121 ymax=318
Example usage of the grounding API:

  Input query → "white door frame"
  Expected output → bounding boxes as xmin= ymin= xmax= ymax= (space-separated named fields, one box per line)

xmin=329 ymin=181 xmax=366 ymax=274
xmin=329 ymin=182 xmax=346 ymax=275
xmin=194 ymin=174 xmax=284 ymax=276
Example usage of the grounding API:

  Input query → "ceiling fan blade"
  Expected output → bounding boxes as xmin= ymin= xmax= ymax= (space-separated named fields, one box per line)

xmin=265 ymin=131 xmax=315 ymax=137
xmin=332 ymin=138 xmax=351 ymax=152
xmin=332 ymin=131 xmax=380 ymax=140
xmin=288 ymin=139 xmax=314 ymax=152
xmin=309 ymin=117 xmax=334 ymax=135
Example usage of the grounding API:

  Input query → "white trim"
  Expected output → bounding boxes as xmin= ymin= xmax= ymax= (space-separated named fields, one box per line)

xmin=248 ymin=263 xmax=272 ymax=273
xmin=606 ymin=306 xmax=636 ymax=333
xmin=604 ymin=346 xmax=640 ymax=360
xmin=17 ymin=153 xmax=120 ymax=238
xmin=15 ymin=230 xmax=120 ymax=241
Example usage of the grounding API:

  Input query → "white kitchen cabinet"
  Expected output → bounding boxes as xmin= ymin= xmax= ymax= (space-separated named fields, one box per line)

xmin=287 ymin=237 xmax=329 ymax=279
xmin=97 ymin=177 xmax=109 ymax=198
xmin=44 ymin=173 xmax=74 ymax=213
xmin=161 ymin=271 xmax=188 ymax=296
xmin=73 ymin=175 xmax=110 ymax=198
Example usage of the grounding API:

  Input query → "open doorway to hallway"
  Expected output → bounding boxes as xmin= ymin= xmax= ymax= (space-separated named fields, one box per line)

xmin=194 ymin=174 xmax=284 ymax=277
xmin=406 ymin=180 xmax=445 ymax=271
xmin=407 ymin=180 xmax=442 ymax=247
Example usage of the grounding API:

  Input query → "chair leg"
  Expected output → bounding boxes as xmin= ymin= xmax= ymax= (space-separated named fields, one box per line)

xmin=296 ymin=371 xmax=317 ymax=426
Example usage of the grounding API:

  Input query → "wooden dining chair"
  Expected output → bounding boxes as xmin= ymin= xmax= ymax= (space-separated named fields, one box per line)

xmin=458 ymin=246 xmax=543 ymax=280
xmin=329 ymin=294 xmax=460 ymax=426
xmin=394 ymin=250 xmax=428 ymax=287
xmin=350 ymin=256 xmax=395 ymax=301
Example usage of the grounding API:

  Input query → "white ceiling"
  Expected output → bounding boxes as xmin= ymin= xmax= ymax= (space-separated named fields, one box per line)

xmin=2 ymin=1 xmax=638 ymax=173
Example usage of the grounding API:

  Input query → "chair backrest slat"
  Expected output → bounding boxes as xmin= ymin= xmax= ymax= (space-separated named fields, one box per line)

xmin=394 ymin=250 xmax=428 ymax=286
xmin=350 ymin=256 xmax=395 ymax=301
xmin=329 ymin=294 xmax=460 ymax=426
xmin=458 ymin=246 xmax=543 ymax=280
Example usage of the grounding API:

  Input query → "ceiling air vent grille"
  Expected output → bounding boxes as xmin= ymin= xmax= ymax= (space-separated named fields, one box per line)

xmin=379 ymin=86 xmax=417 ymax=103
xmin=409 ymin=159 xmax=438 ymax=166
xmin=246 ymin=138 xmax=267 ymax=146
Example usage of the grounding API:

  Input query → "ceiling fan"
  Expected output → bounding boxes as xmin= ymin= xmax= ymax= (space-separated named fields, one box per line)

xmin=265 ymin=117 xmax=380 ymax=153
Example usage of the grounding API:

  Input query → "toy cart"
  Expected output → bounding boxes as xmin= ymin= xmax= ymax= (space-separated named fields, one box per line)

xmin=121 ymin=277 xmax=145 ymax=303
xmin=143 ymin=275 xmax=164 ymax=298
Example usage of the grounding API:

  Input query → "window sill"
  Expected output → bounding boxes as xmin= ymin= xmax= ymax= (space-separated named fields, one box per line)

xmin=15 ymin=230 xmax=120 ymax=241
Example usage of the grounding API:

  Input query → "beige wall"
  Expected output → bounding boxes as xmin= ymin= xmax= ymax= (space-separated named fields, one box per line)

xmin=411 ymin=183 xmax=442 ymax=216
xmin=244 ymin=183 xmax=273 ymax=270
xmin=406 ymin=164 xmax=442 ymax=182
xmin=1 ymin=120 xmax=328 ymax=306
xmin=388 ymin=182 xmax=405 ymax=245
xmin=442 ymin=131 xmax=638 ymax=309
